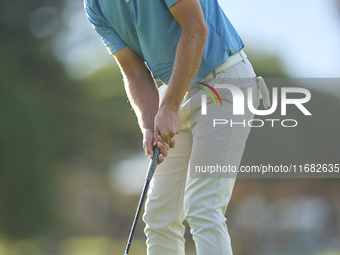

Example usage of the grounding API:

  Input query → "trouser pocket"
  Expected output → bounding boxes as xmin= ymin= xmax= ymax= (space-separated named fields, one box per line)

xmin=256 ymin=76 xmax=271 ymax=109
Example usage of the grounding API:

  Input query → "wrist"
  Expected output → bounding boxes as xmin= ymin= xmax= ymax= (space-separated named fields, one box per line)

xmin=159 ymin=88 xmax=181 ymax=112
xmin=141 ymin=125 xmax=153 ymax=133
xmin=159 ymin=102 xmax=180 ymax=114
xmin=139 ymin=112 xmax=157 ymax=132
xmin=140 ymin=118 xmax=154 ymax=133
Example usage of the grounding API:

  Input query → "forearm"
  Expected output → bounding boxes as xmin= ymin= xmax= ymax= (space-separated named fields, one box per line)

xmin=123 ymin=70 xmax=159 ymax=131
xmin=161 ymin=26 xmax=208 ymax=112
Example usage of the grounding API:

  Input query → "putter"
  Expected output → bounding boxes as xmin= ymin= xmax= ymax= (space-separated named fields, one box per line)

xmin=124 ymin=146 xmax=160 ymax=255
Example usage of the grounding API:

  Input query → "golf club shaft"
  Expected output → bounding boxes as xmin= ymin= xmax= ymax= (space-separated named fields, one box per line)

xmin=124 ymin=146 xmax=160 ymax=255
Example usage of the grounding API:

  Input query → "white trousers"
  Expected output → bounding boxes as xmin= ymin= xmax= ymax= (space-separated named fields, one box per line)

xmin=143 ymin=51 xmax=264 ymax=255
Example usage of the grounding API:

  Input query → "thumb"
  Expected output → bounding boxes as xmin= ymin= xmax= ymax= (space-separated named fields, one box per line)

xmin=145 ymin=138 xmax=154 ymax=159
xmin=153 ymin=125 xmax=159 ymax=147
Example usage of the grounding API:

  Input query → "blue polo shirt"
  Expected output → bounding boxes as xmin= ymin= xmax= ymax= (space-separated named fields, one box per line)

xmin=84 ymin=0 xmax=244 ymax=85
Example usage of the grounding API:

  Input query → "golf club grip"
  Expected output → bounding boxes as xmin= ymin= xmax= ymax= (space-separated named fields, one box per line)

xmin=146 ymin=146 xmax=160 ymax=181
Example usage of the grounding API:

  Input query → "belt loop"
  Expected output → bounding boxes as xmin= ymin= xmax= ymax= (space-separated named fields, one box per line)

xmin=240 ymin=50 xmax=247 ymax=61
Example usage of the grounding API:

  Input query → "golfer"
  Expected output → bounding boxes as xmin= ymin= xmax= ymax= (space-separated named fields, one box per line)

xmin=85 ymin=0 xmax=269 ymax=254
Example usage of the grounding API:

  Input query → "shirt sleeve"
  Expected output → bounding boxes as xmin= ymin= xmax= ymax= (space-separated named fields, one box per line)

xmin=163 ymin=0 xmax=180 ymax=9
xmin=84 ymin=0 xmax=127 ymax=55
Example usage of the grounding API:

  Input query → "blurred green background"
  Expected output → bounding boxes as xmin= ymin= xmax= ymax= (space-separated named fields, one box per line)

xmin=0 ymin=0 xmax=340 ymax=255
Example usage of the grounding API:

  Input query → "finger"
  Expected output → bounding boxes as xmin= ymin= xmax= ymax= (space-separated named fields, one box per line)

xmin=158 ymin=130 xmax=174 ymax=146
xmin=157 ymin=140 xmax=168 ymax=158
xmin=143 ymin=141 xmax=153 ymax=159
xmin=158 ymin=135 xmax=170 ymax=150
xmin=143 ymin=142 xmax=153 ymax=159
xmin=153 ymin=126 xmax=159 ymax=147
xmin=157 ymin=153 xmax=164 ymax=165
xmin=165 ymin=131 xmax=175 ymax=145
xmin=143 ymin=130 xmax=154 ymax=159
xmin=170 ymin=137 xmax=176 ymax=148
